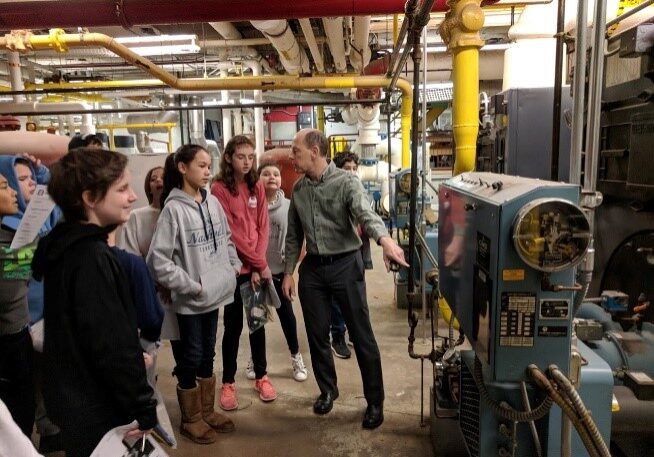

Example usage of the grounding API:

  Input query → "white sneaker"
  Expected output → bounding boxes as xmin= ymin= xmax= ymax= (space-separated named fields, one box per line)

xmin=245 ymin=358 xmax=256 ymax=380
xmin=291 ymin=353 xmax=308 ymax=382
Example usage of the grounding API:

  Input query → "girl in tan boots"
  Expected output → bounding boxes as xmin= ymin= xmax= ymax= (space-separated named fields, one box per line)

xmin=147 ymin=145 xmax=241 ymax=444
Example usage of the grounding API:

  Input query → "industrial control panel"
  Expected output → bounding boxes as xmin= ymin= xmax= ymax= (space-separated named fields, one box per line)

xmin=438 ymin=173 xmax=590 ymax=381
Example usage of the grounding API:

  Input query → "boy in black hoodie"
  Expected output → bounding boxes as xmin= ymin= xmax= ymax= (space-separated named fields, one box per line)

xmin=31 ymin=148 xmax=157 ymax=457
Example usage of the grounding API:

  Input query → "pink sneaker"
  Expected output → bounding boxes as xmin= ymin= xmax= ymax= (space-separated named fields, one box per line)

xmin=219 ymin=383 xmax=238 ymax=411
xmin=254 ymin=375 xmax=277 ymax=402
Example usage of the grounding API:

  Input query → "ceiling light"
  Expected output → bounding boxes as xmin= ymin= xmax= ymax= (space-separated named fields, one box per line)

xmin=115 ymin=34 xmax=200 ymax=57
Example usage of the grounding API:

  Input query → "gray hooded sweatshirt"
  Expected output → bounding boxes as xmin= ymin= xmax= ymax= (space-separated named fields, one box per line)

xmin=147 ymin=188 xmax=242 ymax=315
xmin=266 ymin=190 xmax=290 ymax=275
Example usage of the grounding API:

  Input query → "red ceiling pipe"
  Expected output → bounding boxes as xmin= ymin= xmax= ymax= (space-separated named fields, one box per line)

xmin=0 ymin=0 xmax=499 ymax=29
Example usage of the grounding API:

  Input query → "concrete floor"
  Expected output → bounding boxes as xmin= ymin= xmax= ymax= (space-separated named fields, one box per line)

xmin=155 ymin=243 xmax=436 ymax=457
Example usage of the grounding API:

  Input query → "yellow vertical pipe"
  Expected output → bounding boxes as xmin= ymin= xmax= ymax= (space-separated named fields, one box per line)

xmin=108 ymin=127 xmax=115 ymax=150
xmin=439 ymin=0 xmax=484 ymax=176
xmin=316 ymin=106 xmax=325 ymax=133
xmin=401 ymin=103 xmax=411 ymax=168
xmin=452 ymin=46 xmax=480 ymax=175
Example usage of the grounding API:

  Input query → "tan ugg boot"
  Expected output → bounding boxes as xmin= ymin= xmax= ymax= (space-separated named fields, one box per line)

xmin=176 ymin=385 xmax=218 ymax=444
xmin=197 ymin=375 xmax=236 ymax=433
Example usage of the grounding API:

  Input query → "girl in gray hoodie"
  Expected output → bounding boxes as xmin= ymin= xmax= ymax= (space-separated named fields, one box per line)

xmin=147 ymin=145 xmax=241 ymax=445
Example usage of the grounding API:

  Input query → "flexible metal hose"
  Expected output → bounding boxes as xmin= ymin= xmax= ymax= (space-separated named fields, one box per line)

xmin=472 ymin=357 xmax=553 ymax=422
xmin=549 ymin=366 xmax=611 ymax=457
xmin=520 ymin=381 xmax=543 ymax=457
xmin=528 ymin=365 xmax=601 ymax=457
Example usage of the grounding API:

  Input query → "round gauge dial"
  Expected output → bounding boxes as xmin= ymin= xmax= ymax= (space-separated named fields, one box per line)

xmin=513 ymin=198 xmax=591 ymax=272
xmin=399 ymin=172 xmax=412 ymax=194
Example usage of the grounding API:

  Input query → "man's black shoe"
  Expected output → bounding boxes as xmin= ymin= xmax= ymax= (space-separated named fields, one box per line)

xmin=313 ymin=390 xmax=339 ymax=415
xmin=331 ymin=335 xmax=351 ymax=359
xmin=362 ymin=403 xmax=384 ymax=429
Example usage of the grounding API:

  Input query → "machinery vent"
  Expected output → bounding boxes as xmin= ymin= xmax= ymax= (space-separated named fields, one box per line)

xmin=460 ymin=361 xmax=481 ymax=457
xmin=420 ymin=83 xmax=454 ymax=103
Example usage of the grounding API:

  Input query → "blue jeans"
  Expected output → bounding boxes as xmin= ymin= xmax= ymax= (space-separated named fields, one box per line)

xmin=175 ymin=310 xmax=218 ymax=389
xmin=330 ymin=298 xmax=346 ymax=340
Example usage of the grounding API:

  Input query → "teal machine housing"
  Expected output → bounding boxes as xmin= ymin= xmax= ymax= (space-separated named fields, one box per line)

xmin=436 ymin=172 xmax=613 ymax=456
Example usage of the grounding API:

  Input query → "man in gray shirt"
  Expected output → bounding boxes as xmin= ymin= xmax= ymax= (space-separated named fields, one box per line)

xmin=282 ymin=128 xmax=408 ymax=429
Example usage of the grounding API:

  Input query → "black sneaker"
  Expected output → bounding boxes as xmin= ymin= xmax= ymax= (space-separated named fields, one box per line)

xmin=332 ymin=335 xmax=351 ymax=359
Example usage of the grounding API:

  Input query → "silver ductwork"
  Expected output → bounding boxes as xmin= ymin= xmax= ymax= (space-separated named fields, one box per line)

xmin=188 ymin=95 xmax=207 ymax=148
xmin=126 ymin=94 xmax=178 ymax=134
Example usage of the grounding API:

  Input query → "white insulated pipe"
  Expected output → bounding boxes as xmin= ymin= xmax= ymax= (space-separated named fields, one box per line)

xmin=209 ymin=21 xmax=241 ymax=39
xmin=350 ymin=16 xmax=372 ymax=72
xmin=7 ymin=52 xmax=25 ymax=103
xmin=233 ymin=107 xmax=243 ymax=135
xmin=57 ymin=116 xmax=66 ymax=136
xmin=376 ymin=137 xmax=403 ymax=169
xmin=220 ymin=69 xmax=233 ymax=146
xmin=80 ymin=113 xmax=95 ymax=134
xmin=251 ymin=20 xmax=310 ymax=75
xmin=66 ymin=115 xmax=75 ymax=135
xmin=322 ymin=17 xmax=348 ymax=73
xmin=0 ymin=102 xmax=91 ymax=115
xmin=298 ymin=18 xmax=325 ymax=73
xmin=357 ymin=160 xmax=396 ymax=212
xmin=242 ymin=60 xmax=265 ymax=156
xmin=503 ymin=2 xmax=560 ymax=90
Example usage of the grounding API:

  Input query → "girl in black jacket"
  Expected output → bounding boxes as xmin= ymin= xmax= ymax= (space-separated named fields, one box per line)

xmin=32 ymin=148 xmax=157 ymax=457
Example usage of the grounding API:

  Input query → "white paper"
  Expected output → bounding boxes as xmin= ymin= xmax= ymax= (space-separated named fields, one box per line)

xmin=90 ymin=422 xmax=169 ymax=457
xmin=10 ymin=185 xmax=56 ymax=250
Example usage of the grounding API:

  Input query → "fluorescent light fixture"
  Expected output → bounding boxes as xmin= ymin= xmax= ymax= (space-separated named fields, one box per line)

xmin=239 ymin=98 xmax=255 ymax=104
xmin=115 ymin=34 xmax=200 ymax=57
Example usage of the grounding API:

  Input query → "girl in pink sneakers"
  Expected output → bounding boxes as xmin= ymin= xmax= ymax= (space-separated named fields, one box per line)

xmin=211 ymin=135 xmax=277 ymax=409
xmin=258 ymin=163 xmax=308 ymax=382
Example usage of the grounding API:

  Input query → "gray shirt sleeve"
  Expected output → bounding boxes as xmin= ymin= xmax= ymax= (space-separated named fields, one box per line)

xmin=283 ymin=194 xmax=304 ymax=275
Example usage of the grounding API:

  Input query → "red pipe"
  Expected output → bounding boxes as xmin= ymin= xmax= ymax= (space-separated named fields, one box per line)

xmin=0 ymin=0 xmax=498 ymax=29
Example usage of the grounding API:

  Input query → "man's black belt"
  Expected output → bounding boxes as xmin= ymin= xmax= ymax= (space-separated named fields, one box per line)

xmin=306 ymin=250 xmax=357 ymax=264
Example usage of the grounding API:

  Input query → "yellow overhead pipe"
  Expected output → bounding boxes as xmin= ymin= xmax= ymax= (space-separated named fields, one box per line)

xmin=39 ymin=93 xmax=110 ymax=103
xmin=96 ymin=123 xmax=177 ymax=130
xmin=24 ymin=80 xmax=165 ymax=90
xmin=439 ymin=0 xmax=484 ymax=176
xmin=2 ymin=29 xmax=413 ymax=165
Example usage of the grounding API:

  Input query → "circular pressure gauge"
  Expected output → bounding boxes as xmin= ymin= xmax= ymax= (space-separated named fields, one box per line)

xmin=399 ymin=172 xmax=412 ymax=194
xmin=513 ymin=198 xmax=591 ymax=273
